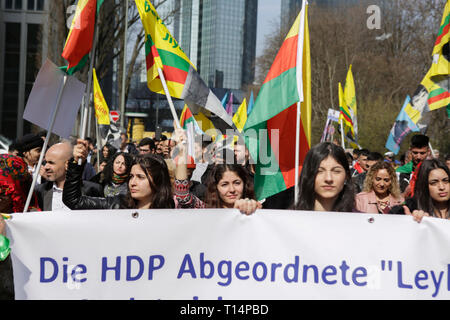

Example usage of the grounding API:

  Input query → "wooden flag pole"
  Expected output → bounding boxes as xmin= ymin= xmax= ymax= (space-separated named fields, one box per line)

xmin=24 ymin=75 xmax=68 ymax=212
xmin=157 ymin=67 xmax=181 ymax=129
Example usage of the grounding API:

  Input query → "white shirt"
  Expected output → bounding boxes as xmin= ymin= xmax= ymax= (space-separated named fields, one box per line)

xmin=52 ymin=184 xmax=71 ymax=211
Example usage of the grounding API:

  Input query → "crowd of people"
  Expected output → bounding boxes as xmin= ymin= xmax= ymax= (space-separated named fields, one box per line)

xmin=0 ymin=129 xmax=449 ymax=299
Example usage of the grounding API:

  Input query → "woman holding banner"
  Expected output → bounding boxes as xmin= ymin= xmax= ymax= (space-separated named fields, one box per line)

xmin=0 ymin=217 xmax=13 ymax=300
xmin=0 ymin=154 xmax=41 ymax=300
xmin=63 ymin=140 xmax=175 ymax=210
xmin=390 ymin=159 xmax=450 ymax=222
xmin=294 ymin=142 xmax=355 ymax=212
xmin=355 ymin=161 xmax=404 ymax=214
xmin=171 ymin=128 xmax=261 ymax=215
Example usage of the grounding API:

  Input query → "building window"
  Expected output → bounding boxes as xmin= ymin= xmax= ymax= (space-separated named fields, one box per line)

xmin=5 ymin=0 xmax=13 ymax=9
xmin=27 ymin=0 xmax=34 ymax=10
xmin=14 ymin=0 xmax=22 ymax=10
xmin=2 ymin=23 xmax=21 ymax=139
xmin=36 ymin=0 xmax=44 ymax=11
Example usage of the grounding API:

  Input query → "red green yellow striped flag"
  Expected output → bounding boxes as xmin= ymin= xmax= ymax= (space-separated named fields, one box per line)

xmin=338 ymin=82 xmax=353 ymax=131
xmin=427 ymin=0 xmax=450 ymax=111
xmin=180 ymin=105 xmax=195 ymax=129
xmin=338 ymin=81 xmax=359 ymax=148
xmin=135 ymin=0 xmax=235 ymax=134
xmin=433 ymin=1 xmax=450 ymax=56
xmin=61 ymin=0 xmax=97 ymax=75
xmin=244 ymin=1 xmax=311 ymax=201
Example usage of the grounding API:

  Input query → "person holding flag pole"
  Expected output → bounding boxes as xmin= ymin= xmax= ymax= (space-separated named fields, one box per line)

xmin=244 ymin=0 xmax=311 ymax=208
xmin=23 ymin=0 xmax=100 ymax=212
xmin=23 ymin=75 xmax=68 ymax=213
xmin=61 ymin=0 xmax=102 ymax=162
xmin=135 ymin=0 xmax=236 ymax=136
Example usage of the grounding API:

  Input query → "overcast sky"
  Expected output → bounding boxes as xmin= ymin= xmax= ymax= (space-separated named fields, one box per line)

xmin=256 ymin=0 xmax=281 ymax=57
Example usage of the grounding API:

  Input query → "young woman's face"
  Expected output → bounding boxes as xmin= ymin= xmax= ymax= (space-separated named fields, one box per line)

xmin=372 ymin=169 xmax=392 ymax=196
xmin=113 ymin=155 xmax=127 ymax=175
xmin=102 ymin=147 xmax=109 ymax=158
xmin=314 ymin=156 xmax=346 ymax=202
xmin=428 ymin=168 xmax=450 ymax=203
xmin=129 ymin=164 xmax=152 ymax=201
xmin=217 ymin=170 xmax=244 ymax=207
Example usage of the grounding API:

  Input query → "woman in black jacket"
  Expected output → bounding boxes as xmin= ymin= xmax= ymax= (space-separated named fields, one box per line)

xmin=63 ymin=139 xmax=175 ymax=210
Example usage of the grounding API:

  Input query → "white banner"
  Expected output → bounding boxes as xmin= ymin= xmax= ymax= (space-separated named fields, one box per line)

xmin=4 ymin=210 xmax=450 ymax=300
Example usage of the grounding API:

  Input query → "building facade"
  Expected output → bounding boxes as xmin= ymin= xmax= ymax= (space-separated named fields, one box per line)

xmin=0 ymin=0 xmax=49 ymax=139
xmin=175 ymin=0 xmax=257 ymax=90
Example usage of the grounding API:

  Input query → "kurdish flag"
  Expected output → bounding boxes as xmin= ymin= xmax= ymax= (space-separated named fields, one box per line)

xmin=135 ymin=0 xmax=235 ymax=134
xmin=232 ymin=98 xmax=247 ymax=132
xmin=339 ymin=82 xmax=358 ymax=148
xmin=180 ymin=105 xmax=201 ymax=161
xmin=244 ymin=0 xmax=311 ymax=201
xmin=427 ymin=0 xmax=450 ymax=111
xmin=433 ymin=0 xmax=450 ymax=57
xmin=338 ymin=82 xmax=354 ymax=134
xmin=61 ymin=0 xmax=97 ymax=75
xmin=344 ymin=65 xmax=358 ymax=136
xmin=93 ymin=68 xmax=110 ymax=125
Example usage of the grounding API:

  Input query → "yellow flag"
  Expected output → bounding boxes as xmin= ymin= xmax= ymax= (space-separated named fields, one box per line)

xmin=338 ymin=82 xmax=354 ymax=134
xmin=432 ymin=0 xmax=450 ymax=56
xmin=93 ymin=68 xmax=110 ymax=125
xmin=135 ymin=0 xmax=195 ymax=98
xmin=232 ymin=98 xmax=247 ymax=132
xmin=344 ymin=65 xmax=357 ymax=135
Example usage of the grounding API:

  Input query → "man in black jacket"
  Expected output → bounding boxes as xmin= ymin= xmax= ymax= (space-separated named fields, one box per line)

xmin=35 ymin=142 xmax=103 ymax=211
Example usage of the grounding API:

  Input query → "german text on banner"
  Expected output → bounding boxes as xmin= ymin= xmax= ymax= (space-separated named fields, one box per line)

xmin=5 ymin=210 xmax=450 ymax=300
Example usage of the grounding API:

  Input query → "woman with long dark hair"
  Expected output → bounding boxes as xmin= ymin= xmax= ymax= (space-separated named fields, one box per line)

xmin=294 ymin=142 xmax=355 ymax=212
xmin=172 ymin=129 xmax=261 ymax=215
xmin=391 ymin=159 xmax=449 ymax=221
xmin=101 ymin=152 xmax=133 ymax=198
xmin=100 ymin=143 xmax=117 ymax=162
xmin=63 ymin=140 xmax=175 ymax=210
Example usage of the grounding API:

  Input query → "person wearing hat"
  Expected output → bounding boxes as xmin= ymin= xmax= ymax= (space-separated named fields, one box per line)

xmin=16 ymin=133 xmax=44 ymax=176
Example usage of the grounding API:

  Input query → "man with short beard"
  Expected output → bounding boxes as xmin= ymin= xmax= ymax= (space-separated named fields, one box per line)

xmin=35 ymin=142 xmax=103 ymax=211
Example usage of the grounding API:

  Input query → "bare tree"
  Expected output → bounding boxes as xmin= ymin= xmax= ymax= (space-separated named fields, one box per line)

xmin=39 ymin=0 xmax=180 ymax=135
xmin=255 ymin=0 xmax=449 ymax=155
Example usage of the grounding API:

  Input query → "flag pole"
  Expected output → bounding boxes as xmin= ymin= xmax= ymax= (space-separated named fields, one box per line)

xmin=80 ymin=22 xmax=98 ymax=141
xmin=157 ymin=67 xmax=181 ymax=129
xmin=24 ymin=75 xmax=68 ymax=212
xmin=294 ymin=102 xmax=301 ymax=207
xmin=95 ymin=119 xmax=101 ymax=172
xmin=120 ymin=0 xmax=129 ymax=130
xmin=429 ymin=142 xmax=436 ymax=158
xmin=340 ymin=119 xmax=345 ymax=149
xmin=78 ymin=16 xmax=99 ymax=164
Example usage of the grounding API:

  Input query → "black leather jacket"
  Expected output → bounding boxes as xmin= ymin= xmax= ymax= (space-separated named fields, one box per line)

xmin=63 ymin=159 xmax=123 ymax=210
